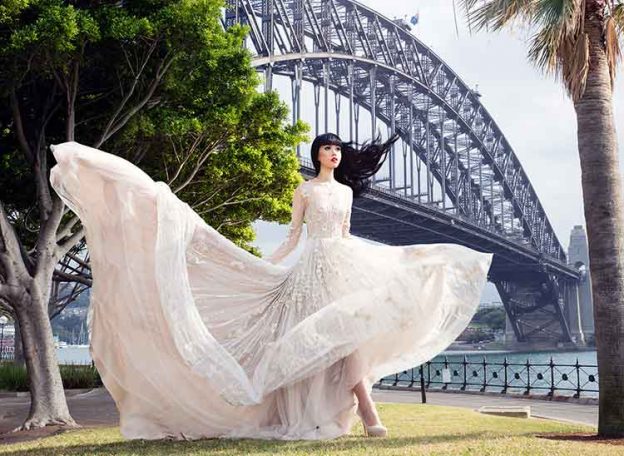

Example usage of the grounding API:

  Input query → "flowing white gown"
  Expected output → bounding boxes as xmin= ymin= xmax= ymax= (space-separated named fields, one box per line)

xmin=49 ymin=141 xmax=493 ymax=441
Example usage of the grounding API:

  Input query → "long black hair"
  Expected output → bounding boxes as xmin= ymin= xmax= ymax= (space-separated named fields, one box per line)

xmin=310 ymin=132 xmax=400 ymax=197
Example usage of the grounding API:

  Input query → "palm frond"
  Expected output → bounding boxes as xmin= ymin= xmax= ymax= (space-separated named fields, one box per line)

xmin=457 ymin=0 xmax=539 ymax=32
xmin=460 ymin=0 xmax=588 ymax=100
xmin=527 ymin=0 xmax=583 ymax=73
xmin=559 ymin=31 xmax=590 ymax=101
xmin=612 ymin=2 xmax=624 ymax=36
xmin=605 ymin=16 xmax=621 ymax=87
xmin=611 ymin=2 xmax=624 ymax=46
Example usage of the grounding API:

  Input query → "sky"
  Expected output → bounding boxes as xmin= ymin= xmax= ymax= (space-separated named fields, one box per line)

xmin=251 ymin=0 xmax=624 ymax=287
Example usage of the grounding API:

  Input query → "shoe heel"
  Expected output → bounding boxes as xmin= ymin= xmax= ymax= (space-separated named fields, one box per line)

xmin=357 ymin=408 xmax=387 ymax=438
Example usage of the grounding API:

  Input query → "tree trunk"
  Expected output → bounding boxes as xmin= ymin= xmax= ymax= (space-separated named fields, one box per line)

xmin=11 ymin=280 xmax=77 ymax=431
xmin=575 ymin=0 xmax=624 ymax=438
xmin=13 ymin=320 xmax=24 ymax=365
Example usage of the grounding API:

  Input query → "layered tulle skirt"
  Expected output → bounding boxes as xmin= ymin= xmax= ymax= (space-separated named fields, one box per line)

xmin=49 ymin=141 xmax=493 ymax=440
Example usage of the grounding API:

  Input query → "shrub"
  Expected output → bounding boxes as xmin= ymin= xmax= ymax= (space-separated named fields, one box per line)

xmin=59 ymin=364 xmax=102 ymax=389
xmin=0 ymin=363 xmax=102 ymax=392
xmin=0 ymin=362 xmax=29 ymax=392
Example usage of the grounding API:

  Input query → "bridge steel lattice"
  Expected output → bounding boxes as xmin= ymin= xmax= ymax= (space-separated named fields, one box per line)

xmin=224 ymin=0 xmax=585 ymax=346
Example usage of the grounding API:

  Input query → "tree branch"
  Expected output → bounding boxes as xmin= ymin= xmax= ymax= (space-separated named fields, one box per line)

xmin=199 ymin=196 xmax=265 ymax=216
xmin=189 ymin=176 xmax=240 ymax=210
xmin=35 ymin=196 xmax=65 ymax=275
xmin=56 ymin=216 xmax=81 ymax=243
xmin=56 ymin=227 xmax=85 ymax=259
xmin=0 ymin=201 xmax=29 ymax=283
xmin=172 ymin=139 xmax=224 ymax=194
xmin=9 ymin=90 xmax=34 ymax=162
xmin=215 ymin=218 xmax=249 ymax=231
xmin=34 ymin=83 xmax=61 ymax=220
xmin=97 ymin=40 xmax=159 ymax=147
xmin=167 ymin=132 xmax=206 ymax=187
xmin=95 ymin=49 xmax=175 ymax=148
xmin=0 ymin=296 xmax=13 ymax=313
xmin=0 ymin=284 xmax=9 ymax=302
xmin=66 ymin=59 xmax=80 ymax=141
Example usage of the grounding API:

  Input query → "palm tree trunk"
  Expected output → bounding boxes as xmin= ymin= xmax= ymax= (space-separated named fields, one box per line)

xmin=575 ymin=0 xmax=624 ymax=438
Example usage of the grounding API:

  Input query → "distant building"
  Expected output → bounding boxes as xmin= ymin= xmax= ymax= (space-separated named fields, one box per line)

xmin=479 ymin=301 xmax=503 ymax=309
xmin=0 ymin=323 xmax=15 ymax=360
xmin=566 ymin=225 xmax=594 ymax=342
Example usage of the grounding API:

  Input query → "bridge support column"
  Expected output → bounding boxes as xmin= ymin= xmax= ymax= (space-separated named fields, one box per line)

xmin=425 ymin=100 xmax=432 ymax=203
xmin=323 ymin=61 xmax=329 ymax=133
xmin=349 ymin=62 xmax=354 ymax=141
xmin=291 ymin=61 xmax=302 ymax=156
xmin=264 ymin=64 xmax=273 ymax=92
xmin=314 ymin=84 xmax=320 ymax=137
xmin=389 ymin=76 xmax=395 ymax=189
xmin=409 ymin=97 xmax=416 ymax=200
xmin=370 ymin=66 xmax=377 ymax=184
xmin=563 ymin=280 xmax=586 ymax=346
xmin=495 ymin=274 xmax=575 ymax=350
xmin=567 ymin=225 xmax=595 ymax=342
xmin=335 ymin=91 xmax=341 ymax=136
xmin=439 ymin=108 xmax=446 ymax=211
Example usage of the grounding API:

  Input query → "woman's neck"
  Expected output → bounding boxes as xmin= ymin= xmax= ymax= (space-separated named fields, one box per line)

xmin=315 ymin=167 xmax=335 ymax=183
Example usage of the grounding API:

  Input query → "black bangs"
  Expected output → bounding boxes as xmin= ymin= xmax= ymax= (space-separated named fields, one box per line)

xmin=314 ymin=133 xmax=342 ymax=147
xmin=309 ymin=131 xmax=400 ymax=198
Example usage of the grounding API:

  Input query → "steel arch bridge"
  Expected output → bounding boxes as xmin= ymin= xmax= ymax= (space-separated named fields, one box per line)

xmin=224 ymin=0 xmax=586 ymax=347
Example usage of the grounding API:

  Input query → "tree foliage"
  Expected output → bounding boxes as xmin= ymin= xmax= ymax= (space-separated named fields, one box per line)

xmin=0 ymin=0 xmax=307 ymax=256
xmin=0 ymin=0 xmax=307 ymax=429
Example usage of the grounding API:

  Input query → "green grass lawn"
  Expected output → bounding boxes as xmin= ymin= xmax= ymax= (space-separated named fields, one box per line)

xmin=0 ymin=402 xmax=616 ymax=456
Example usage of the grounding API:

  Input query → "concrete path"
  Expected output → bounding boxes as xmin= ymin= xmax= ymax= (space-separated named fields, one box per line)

xmin=372 ymin=389 xmax=598 ymax=428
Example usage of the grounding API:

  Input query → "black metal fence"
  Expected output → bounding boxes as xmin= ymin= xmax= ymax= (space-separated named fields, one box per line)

xmin=377 ymin=356 xmax=599 ymax=399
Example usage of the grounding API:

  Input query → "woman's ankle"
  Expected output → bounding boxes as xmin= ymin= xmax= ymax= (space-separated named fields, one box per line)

xmin=358 ymin=403 xmax=381 ymax=427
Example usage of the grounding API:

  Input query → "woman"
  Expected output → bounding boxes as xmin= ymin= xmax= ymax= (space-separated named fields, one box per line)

xmin=49 ymin=134 xmax=492 ymax=441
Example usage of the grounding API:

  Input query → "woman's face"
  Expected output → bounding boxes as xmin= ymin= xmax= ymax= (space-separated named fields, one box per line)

xmin=317 ymin=143 xmax=341 ymax=169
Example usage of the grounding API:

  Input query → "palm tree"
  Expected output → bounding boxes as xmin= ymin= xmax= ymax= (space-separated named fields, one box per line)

xmin=456 ymin=0 xmax=624 ymax=437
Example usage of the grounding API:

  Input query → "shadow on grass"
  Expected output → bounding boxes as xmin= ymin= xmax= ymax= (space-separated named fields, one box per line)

xmin=536 ymin=432 xmax=624 ymax=446
xmin=1 ymin=431 xmax=493 ymax=455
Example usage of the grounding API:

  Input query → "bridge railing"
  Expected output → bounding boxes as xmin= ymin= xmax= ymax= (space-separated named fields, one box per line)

xmin=376 ymin=355 xmax=599 ymax=398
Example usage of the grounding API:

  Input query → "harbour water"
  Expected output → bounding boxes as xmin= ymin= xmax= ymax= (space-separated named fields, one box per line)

xmin=56 ymin=345 xmax=91 ymax=364
xmin=56 ymin=345 xmax=598 ymax=368
xmin=441 ymin=349 xmax=597 ymax=366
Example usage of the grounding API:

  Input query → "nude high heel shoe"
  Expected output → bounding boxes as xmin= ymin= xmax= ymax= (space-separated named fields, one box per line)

xmin=357 ymin=407 xmax=388 ymax=437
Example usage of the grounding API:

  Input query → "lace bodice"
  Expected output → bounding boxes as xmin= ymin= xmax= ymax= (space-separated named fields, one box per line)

xmin=267 ymin=179 xmax=353 ymax=264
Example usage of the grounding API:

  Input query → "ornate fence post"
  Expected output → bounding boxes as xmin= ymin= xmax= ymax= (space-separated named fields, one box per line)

xmin=502 ymin=356 xmax=508 ymax=394
xmin=419 ymin=365 xmax=427 ymax=404
xmin=548 ymin=356 xmax=555 ymax=397
xmin=461 ymin=355 xmax=467 ymax=390
xmin=481 ymin=356 xmax=487 ymax=392
xmin=442 ymin=356 xmax=449 ymax=390
xmin=524 ymin=358 xmax=531 ymax=395
xmin=426 ymin=361 xmax=431 ymax=388
xmin=574 ymin=358 xmax=581 ymax=399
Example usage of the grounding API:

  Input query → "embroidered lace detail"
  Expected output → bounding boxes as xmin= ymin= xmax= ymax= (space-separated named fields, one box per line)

xmin=266 ymin=180 xmax=352 ymax=264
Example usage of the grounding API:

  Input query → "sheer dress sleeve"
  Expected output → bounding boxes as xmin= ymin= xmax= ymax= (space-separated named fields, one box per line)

xmin=342 ymin=186 xmax=353 ymax=239
xmin=266 ymin=184 xmax=306 ymax=264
